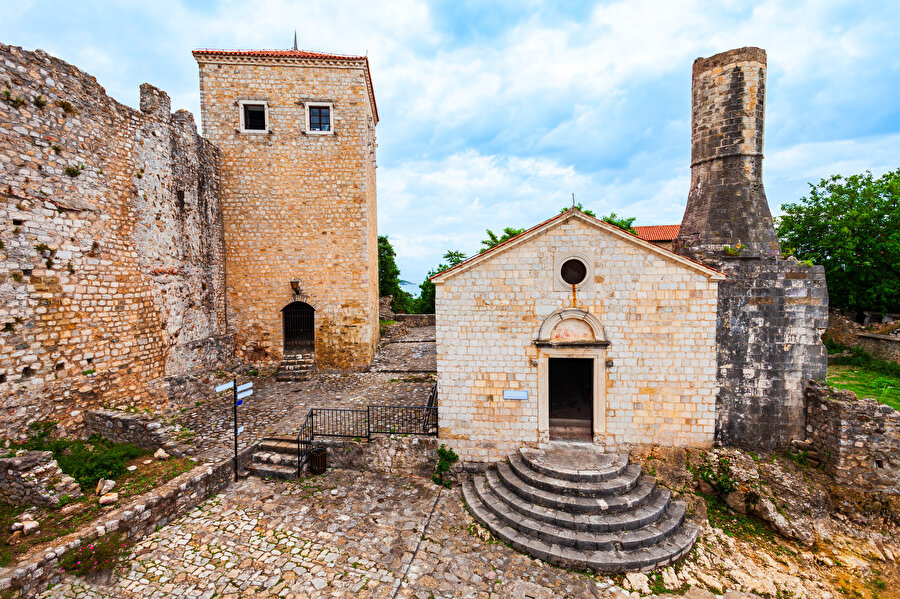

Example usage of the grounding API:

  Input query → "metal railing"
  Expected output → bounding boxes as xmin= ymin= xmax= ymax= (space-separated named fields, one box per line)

xmin=295 ymin=384 xmax=439 ymax=476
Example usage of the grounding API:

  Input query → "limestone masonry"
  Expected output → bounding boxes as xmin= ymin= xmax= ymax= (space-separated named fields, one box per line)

xmin=194 ymin=50 xmax=379 ymax=370
xmin=433 ymin=212 xmax=723 ymax=463
xmin=0 ymin=44 xmax=229 ymax=438
xmin=674 ymin=48 xmax=828 ymax=450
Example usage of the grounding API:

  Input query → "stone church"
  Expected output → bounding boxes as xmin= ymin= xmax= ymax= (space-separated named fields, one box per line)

xmin=434 ymin=47 xmax=828 ymax=464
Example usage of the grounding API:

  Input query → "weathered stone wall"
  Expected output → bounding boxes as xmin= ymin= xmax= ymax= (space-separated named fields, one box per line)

xmin=858 ymin=333 xmax=900 ymax=364
xmin=394 ymin=313 xmax=435 ymax=328
xmin=0 ymin=445 xmax=255 ymax=597
xmin=435 ymin=212 xmax=721 ymax=463
xmin=0 ymin=44 xmax=231 ymax=438
xmin=317 ymin=435 xmax=438 ymax=478
xmin=83 ymin=409 xmax=189 ymax=457
xmin=805 ymin=381 xmax=899 ymax=494
xmin=675 ymin=47 xmax=780 ymax=258
xmin=713 ymin=257 xmax=828 ymax=449
xmin=825 ymin=309 xmax=862 ymax=347
xmin=0 ymin=450 xmax=81 ymax=507
xmin=195 ymin=51 xmax=379 ymax=371
xmin=675 ymin=47 xmax=829 ymax=450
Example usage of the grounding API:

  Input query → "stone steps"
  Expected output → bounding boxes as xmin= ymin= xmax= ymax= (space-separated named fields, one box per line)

xmin=482 ymin=469 xmax=671 ymax=532
xmin=247 ymin=462 xmax=298 ymax=480
xmin=276 ymin=353 xmax=315 ymax=381
xmin=509 ymin=454 xmax=642 ymax=497
xmin=462 ymin=446 xmax=699 ymax=573
xmin=463 ymin=481 xmax=698 ymax=573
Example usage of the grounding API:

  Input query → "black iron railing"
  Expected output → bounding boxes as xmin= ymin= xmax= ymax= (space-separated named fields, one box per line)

xmin=294 ymin=384 xmax=439 ymax=476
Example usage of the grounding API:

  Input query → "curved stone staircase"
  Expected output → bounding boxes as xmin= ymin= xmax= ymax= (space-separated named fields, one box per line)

xmin=462 ymin=446 xmax=698 ymax=573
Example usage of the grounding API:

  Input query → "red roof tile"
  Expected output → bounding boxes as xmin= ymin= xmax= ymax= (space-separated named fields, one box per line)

xmin=192 ymin=49 xmax=378 ymax=123
xmin=634 ymin=225 xmax=680 ymax=242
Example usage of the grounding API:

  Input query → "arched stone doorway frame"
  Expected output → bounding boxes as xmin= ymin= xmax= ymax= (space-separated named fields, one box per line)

xmin=533 ymin=308 xmax=609 ymax=445
xmin=282 ymin=300 xmax=316 ymax=354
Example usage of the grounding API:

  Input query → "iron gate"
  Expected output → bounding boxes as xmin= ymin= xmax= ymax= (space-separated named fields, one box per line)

xmin=283 ymin=301 xmax=315 ymax=351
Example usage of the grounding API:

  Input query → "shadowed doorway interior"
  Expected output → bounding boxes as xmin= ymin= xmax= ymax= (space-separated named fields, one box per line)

xmin=283 ymin=301 xmax=315 ymax=353
xmin=549 ymin=357 xmax=593 ymax=441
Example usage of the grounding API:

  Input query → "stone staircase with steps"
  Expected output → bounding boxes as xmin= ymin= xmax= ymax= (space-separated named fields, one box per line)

xmin=276 ymin=352 xmax=315 ymax=381
xmin=247 ymin=436 xmax=302 ymax=479
xmin=462 ymin=445 xmax=698 ymax=573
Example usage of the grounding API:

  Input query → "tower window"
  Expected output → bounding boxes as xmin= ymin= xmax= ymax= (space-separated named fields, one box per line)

xmin=560 ymin=258 xmax=587 ymax=285
xmin=238 ymin=100 xmax=268 ymax=133
xmin=306 ymin=102 xmax=334 ymax=134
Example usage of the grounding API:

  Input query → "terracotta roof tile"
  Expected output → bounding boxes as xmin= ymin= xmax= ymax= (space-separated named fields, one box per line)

xmin=634 ymin=225 xmax=680 ymax=242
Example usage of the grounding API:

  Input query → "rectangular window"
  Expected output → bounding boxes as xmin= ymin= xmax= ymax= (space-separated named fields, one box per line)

xmin=305 ymin=102 xmax=334 ymax=134
xmin=309 ymin=106 xmax=330 ymax=131
xmin=243 ymin=104 xmax=266 ymax=130
xmin=238 ymin=100 xmax=268 ymax=133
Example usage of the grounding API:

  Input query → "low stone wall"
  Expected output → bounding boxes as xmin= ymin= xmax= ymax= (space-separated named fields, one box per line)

xmin=83 ymin=410 xmax=189 ymax=457
xmin=805 ymin=381 xmax=899 ymax=494
xmin=858 ymin=333 xmax=900 ymax=364
xmin=317 ymin=435 xmax=439 ymax=478
xmin=0 ymin=446 xmax=255 ymax=597
xmin=0 ymin=451 xmax=82 ymax=508
xmin=394 ymin=313 xmax=435 ymax=327
xmin=824 ymin=310 xmax=862 ymax=348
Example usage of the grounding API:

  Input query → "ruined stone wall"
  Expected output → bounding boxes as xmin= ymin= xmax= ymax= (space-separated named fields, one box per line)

xmin=195 ymin=52 xmax=379 ymax=370
xmin=0 ymin=44 xmax=230 ymax=438
xmin=0 ymin=450 xmax=81 ymax=508
xmin=713 ymin=257 xmax=828 ymax=448
xmin=805 ymin=381 xmax=899 ymax=494
xmin=435 ymin=213 xmax=720 ymax=463
xmin=857 ymin=334 xmax=900 ymax=364
xmin=676 ymin=48 xmax=828 ymax=450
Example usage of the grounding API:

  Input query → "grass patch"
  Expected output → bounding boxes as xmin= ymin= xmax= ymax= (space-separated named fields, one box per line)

xmin=0 ymin=453 xmax=193 ymax=568
xmin=828 ymin=364 xmax=900 ymax=412
xmin=15 ymin=422 xmax=146 ymax=489
xmin=703 ymin=494 xmax=774 ymax=543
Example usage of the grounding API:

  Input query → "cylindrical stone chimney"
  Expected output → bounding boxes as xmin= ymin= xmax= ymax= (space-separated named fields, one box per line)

xmin=675 ymin=47 xmax=781 ymax=258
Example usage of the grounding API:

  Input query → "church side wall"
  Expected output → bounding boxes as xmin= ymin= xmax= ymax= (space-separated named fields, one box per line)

xmin=436 ymin=218 xmax=718 ymax=463
xmin=197 ymin=58 xmax=378 ymax=370
xmin=0 ymin=44 xmax=230 ymax=438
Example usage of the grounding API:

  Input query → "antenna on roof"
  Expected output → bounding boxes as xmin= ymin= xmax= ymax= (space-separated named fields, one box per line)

xmin=572 ymin=193 xmax=576 ymax=208
xmin=292 ymin=30 xmax=298 ymax=51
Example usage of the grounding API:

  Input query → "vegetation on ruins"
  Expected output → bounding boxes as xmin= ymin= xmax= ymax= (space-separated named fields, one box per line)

xmin=57 ymin=532 xmax=130 ymax=577
xmin=777 ymin=169 xmax=900 ymax=313
xmin=826 ymin=344 xmax=900 ymax=411
xmin=431 ymin=443 xmax=459 ymax=488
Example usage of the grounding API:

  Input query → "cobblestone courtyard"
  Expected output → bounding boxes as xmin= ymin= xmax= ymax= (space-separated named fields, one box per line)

xmin=40 ymin=470 xmax=617 ymax=599
xmin=176 ymin=327 xmax=437 ymax=462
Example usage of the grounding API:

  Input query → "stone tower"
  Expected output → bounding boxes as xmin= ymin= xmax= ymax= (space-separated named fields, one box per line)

xmin=676 ymin=47 xmax=780 ymax=259
xmin=676 ymin=48 xmax=828 ymax=450
xmin=194 ymin=49 xmax=379 ymax=371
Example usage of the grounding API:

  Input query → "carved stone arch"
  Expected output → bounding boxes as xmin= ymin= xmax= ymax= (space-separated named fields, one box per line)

xmin=534 ymin=308 xmax=607 ymax=346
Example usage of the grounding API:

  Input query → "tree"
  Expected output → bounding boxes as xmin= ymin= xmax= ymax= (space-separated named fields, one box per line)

xmin=777 ymin=169 xmax=900 ymax=313
xmin=559 ymin=202 xmax=596 ymax=217
xmin=377 ymin=235 xmax=413 ymax=313
xmin=416 ymin=250 xmax=467 ymax=314
xmin=480 ymin=227 xmax=525 ymax=252
xmin=599 ymin=212 xmax=637 ymax=235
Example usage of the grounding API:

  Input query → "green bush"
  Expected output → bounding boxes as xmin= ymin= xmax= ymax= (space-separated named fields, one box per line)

xmin=17 ymin=422 xmax=146 ymax=489
xmin=58 ymin=532 xmax=129 ymax=577
xmin=431 ymin=444 xmax=459 ymax=488
xmin=829 ymin=343 xmax=900 ymax=378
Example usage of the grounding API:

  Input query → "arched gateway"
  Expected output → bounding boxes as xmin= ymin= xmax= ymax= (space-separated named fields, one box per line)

xmin=282 ymin=301 xmax=315 ymax=353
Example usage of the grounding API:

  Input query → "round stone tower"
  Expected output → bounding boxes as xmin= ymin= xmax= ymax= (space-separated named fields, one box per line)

xmin=675 ymin=47 xmax=781 ymax=258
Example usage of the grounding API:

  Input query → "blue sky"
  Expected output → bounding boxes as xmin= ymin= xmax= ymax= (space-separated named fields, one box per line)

xmin=3 ymin=0 xmax=899 ymax=290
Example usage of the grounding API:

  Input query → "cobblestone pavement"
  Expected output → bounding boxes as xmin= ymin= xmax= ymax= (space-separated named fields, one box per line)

xmin=41 ymin=470 xmax=618 ymax=599
xmin=372 ymin=327 xmax=436 ymax=373
xmin=175 ymin=327 xmax=437 ymax=462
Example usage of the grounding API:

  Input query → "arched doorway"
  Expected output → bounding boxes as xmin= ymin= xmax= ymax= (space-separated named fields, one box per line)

xmin=282 ymin=301 xmax=315 ymax=353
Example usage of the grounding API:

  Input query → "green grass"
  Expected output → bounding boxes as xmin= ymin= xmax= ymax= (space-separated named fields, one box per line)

xmin=828 ymin=364 xmax=900 ymax=412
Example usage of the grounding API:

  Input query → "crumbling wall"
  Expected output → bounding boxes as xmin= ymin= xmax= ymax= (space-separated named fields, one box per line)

xmin=805 ymin=381 xmax=899 ymax=494
xmin=0 ymin=450 xmax=82 ymax=507
xmin=675 ymin=47 xmax=828 ymax=450
xmin=0 ymin=44 xmax=231 ymax=438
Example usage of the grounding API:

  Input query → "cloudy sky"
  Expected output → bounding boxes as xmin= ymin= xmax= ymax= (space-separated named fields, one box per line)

xmin=3 ymin=1 xmax=898 ymax=289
